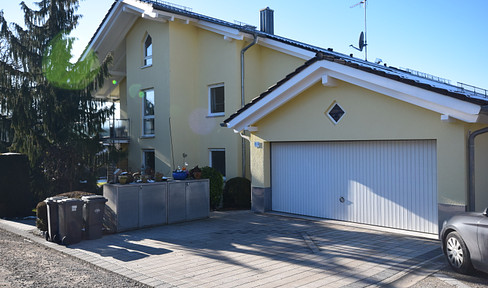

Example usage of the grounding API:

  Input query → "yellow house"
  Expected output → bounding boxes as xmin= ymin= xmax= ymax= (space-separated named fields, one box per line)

xmin=88 ymin=0 xmax=488 ymax=234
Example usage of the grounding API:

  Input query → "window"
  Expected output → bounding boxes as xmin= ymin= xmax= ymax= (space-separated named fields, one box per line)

xmin=142 ymin=89 xmax=155 ymax=136
xmin=209 ymin=149 xmax=226 ymax=177
xmin=326 ymin=102 xmax=345 ymax=124
xmin=208 ymin=84 xmax=225 ymax=116
xmin=144 ymin=35 xmax=152 ymax=66
xmin=143 ymin=149 xmax=155 ymax=175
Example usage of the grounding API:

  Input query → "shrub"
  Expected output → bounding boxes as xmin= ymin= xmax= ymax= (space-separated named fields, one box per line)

xmin=55 ymin=191 xmax=96 ymax=198
xmin=200 ymin=166 xmax=223 ymax=209
xmin=223 ymin=177 xmax=251 ymax=209
xmin=0 ymin=153 xmax=34 ymax=217
xmin=36 ymin=201 xmax=48 ymax=231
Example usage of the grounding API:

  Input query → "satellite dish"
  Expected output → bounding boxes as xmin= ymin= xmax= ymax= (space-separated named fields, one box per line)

xmin=358 ymin=31 xmax=365 ymax=51
xmin=349 ymin=31 xmax=366 ymax=53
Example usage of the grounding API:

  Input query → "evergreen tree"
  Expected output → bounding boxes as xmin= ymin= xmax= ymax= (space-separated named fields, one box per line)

xmin=0 ymin=1 xmax=113 ymax=200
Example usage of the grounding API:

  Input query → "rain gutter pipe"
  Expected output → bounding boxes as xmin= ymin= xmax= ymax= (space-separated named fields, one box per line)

xmin=468 ymin=126 xmax=488 ymax=211
xmin=239 ymin=33 xmax=258 ymax=178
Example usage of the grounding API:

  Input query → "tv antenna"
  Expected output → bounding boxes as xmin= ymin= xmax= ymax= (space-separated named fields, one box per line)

xmin=349 ymin=0 xmax=368 ymax=61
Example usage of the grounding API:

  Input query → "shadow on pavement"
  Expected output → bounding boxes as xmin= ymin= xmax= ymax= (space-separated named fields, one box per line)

xmin=73 ymin=211 xmax=443 ymax=286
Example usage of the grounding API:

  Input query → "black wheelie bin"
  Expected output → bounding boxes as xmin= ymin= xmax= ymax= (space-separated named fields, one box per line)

xmin=44 ymin=196 xmax=67 ymax=243
xmin=57 ymin=198 xmax=84 ymax=245
xmin=82 ymin=195 xmax=108 ymax=240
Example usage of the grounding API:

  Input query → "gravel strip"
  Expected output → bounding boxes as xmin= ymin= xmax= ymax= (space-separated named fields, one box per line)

xmin=0 ymin=228 xmax=151 ymax=288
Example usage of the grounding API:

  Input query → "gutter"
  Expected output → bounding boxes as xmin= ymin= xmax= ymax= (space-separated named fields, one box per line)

xmin=467 ymin=127 xmax=488 ymax=211
xmin=239 ymin=34 xmax=258 ymax=178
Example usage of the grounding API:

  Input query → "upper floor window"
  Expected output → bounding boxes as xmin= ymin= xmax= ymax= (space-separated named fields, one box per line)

xmin=208 ymin=84 xmax=224 ymax=116
xmin=142 ymin=89 xmax=155 ymax=136
xmin=144 ymin=35 xmax=152 ymax=66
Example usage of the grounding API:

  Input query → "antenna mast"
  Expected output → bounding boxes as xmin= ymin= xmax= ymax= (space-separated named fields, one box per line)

xmin=349 ymin=0 xmax=368 ymax=61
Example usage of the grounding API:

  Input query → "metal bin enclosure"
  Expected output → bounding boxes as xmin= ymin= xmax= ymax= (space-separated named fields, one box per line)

xmin=186 ymin=180 xmax=210 ymax=221
xmin=103 ymin=179 xmax=209 ymax=232
xmin=44 ymin=196 xmax=67 ymax=242
xmin=82 ymin=195 xmax=108 ymax=240
xmin=57 ymin=198 xmax=84 ymax=245
xmin=139 ymin=183 xmax=167 ymax=228
xmin=104 ymin=184 xmax=139 ymax=232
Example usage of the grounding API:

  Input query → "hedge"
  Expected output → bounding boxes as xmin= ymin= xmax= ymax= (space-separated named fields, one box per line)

xmin=0 ymin=153 xmax=34 ymax=217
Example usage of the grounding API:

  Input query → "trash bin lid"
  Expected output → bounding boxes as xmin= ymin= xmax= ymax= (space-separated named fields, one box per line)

xmin=58 ymin=198 xmax=84 ymax=204
xmin=44 ymin=196 xmax=68 ymax=203
xmin=81 ymin=195 xmax=107 ymax=202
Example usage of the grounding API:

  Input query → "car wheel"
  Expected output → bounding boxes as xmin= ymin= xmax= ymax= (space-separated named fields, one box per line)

xmin=445 ymin=231 xmax=473 ymax=274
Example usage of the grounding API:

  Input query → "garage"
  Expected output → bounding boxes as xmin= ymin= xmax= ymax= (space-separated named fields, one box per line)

xmin=224 ymin=55 xmax=488 ymax=235
xmin=271 ymin=140 xmax=438 ymax=234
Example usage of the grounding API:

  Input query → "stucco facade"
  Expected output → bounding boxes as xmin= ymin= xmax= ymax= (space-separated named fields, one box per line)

xmin=93 ymin=1 xmax=304 ymax=179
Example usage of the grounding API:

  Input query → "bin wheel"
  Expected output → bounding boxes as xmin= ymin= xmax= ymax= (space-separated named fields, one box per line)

xmin=61 ymin=236 xmax=67 ymax=245
xmin=53 ymin=234 xmax=59 ymax=243
xmin=45 ymin=232 xmax=50 ymax=241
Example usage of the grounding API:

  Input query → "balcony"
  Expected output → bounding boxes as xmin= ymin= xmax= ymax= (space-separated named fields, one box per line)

xmin=100 ymin=119 xmax=130 ymax=144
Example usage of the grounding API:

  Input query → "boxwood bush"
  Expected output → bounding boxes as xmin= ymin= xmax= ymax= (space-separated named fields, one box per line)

xmin=223 ymin=177 xmax=251 ymax=209
xmin=36 ymin=201 xmax=48 ymax=231
xmin=200 ymin=166 xmax=223 ymax=210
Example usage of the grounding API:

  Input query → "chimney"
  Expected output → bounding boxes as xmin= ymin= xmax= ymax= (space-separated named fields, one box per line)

xmin=260 ymin=7 xmax=274 ymax=34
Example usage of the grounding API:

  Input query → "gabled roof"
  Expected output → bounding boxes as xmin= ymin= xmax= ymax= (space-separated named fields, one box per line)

xmin=88 ymin=0 xmax=488 ymax=112
xmin=223 ymin=53 xmax=488 ymax=131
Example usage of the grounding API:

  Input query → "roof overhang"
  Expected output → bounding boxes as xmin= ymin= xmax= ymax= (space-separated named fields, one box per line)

xmin=84 ymin=0 xmax=254 ymax=99
xmin=82 ymin=0 xmax=143 ymax=99
xmin=225 ymin=60 xmax=486 ymax=132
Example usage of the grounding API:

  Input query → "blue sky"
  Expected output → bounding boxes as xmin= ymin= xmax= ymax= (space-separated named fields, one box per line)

xmin=2 ymin=0 xmax=487 ymax=89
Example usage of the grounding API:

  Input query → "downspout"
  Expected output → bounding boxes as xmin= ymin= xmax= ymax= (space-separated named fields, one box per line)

xmin=468 ymin=127 xmax=488 ymax=211
xmin=240 ymin=34 xmax=258 ymax=178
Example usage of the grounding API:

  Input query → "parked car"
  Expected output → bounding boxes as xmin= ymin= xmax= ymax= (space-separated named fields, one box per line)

xmin=440 ymin=208 xmax=488 ymax=274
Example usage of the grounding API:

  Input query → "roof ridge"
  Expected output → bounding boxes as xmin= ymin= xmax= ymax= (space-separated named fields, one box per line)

xmin=87 ymin=1 xmax=488 ymax=101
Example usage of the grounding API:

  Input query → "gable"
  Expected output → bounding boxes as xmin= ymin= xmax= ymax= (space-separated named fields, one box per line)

xmin=253 ymin=80 xmax=467 ymax=142
xmin=224 ymin=56 xmax=488 ymax=132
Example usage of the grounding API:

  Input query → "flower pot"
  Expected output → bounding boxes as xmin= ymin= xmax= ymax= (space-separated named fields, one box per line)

xmin=172 ymin=171 xmax=187 ymax=180
xmin=155 ymin=173 xmax=164 ymax=182
xmin=118 ymin=176 xmax=128 ymax=184
xmin=141 ymin=175 xmax=149 ymax=183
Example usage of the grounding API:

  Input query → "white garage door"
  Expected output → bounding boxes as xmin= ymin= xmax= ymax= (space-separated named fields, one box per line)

xmin=271 ymin=140 xmax=438 ymax=234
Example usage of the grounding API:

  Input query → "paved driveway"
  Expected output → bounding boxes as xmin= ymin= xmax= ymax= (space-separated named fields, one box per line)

xmin=63 ymin=211 xmax=441 ymax=288
xmin=0 ymin=211 xmax=443 ymax=287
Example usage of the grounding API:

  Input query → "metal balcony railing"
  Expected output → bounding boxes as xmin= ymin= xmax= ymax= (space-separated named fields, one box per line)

xmin=100 ymin=119 xmax=130 ymax=143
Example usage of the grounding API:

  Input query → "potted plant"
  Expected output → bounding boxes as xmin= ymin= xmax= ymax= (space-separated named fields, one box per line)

xmin=173 ymin=153 xmax=189 ymax=180
xmin=190 ymin=165 xmax=202 ymax=179
xmin=154 ymin=172 xmax=165 ymax=182
xmin=172 ymin=166 xmax=188 ymax=180
xmin=118 ymin=175 xmax=128 ymax=184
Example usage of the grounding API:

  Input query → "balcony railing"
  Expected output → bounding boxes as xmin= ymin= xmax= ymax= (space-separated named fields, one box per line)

xmin=0 ymin=116 xmax=12 ymax=146
xmin=100 ymin=119 xmax=130 ymax=143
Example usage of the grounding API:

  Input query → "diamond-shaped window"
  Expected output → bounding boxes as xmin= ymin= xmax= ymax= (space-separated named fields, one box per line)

xmin=326 ymin=103 xmax=345 ymax=124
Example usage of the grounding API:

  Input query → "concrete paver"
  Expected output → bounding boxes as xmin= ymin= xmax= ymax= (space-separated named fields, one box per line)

xmin=0 ymin=211 xmax=442 ymax=287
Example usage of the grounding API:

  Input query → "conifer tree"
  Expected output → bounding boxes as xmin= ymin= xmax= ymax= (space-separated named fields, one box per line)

xmin=0 ymin=1 xmax=113 ymax=199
